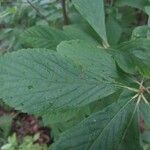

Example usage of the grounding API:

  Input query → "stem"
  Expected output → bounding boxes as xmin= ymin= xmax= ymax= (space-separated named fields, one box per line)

xmin=26 ymin=0 xmax=49 ymax=23
xmin=115 ymin=84 xmax=139 ymax=93
xmin=132 ymin=94 xmax=139 ymax=100
xmin=132 ymin=79 xmax=141 ymax=85
xmin=139 ymin=78 xmax=144 ymax=88
xmin=102 ymin=40 xmax=110 ymax=48
xmin=146 ymin=87 xmax=150 ymax=94
xmin=61 ymin=0 xmax=69 ymax=25
xmin=141 ymin=94 xmax=149 ymax=105
xmin=136 ymin=94 xmax=142 ymax=105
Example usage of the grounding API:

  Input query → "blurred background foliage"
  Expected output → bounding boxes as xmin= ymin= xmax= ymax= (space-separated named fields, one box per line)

xmin=0 ymin=0 xmax=72 ymax=51
xmin=0 ymin=0 xmax=149 ymax=52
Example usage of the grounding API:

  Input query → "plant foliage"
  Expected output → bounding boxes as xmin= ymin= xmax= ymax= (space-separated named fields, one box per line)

xmin=0 ymin=0 xmax=150 ymax=150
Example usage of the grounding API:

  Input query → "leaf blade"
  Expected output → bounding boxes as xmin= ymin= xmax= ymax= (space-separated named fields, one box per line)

xmin=54 ymin=92 xmax=142 ymax=150
xmin=115 ymin=0 xmax=149 ymax=10
xmin=113 ymin=39 xmax=150 ymax=78
xmin=72 ymin=0 xmax=107 ymax=43
xmin=0 ymin=49 xmax=117 ymax=120
xmin=57 ymin=40 xmax=118 ymax=81
xmin=20 ymin=26 xmax=68 ymax=49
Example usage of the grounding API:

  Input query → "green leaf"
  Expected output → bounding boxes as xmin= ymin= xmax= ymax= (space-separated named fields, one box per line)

xmin=139 ymin=103 xmax=150 ymax=128
xmin=0 ymin=49 xmax=117 ymax=119
xmin=20 ymin=25 xmax=99 ymax=49
xmin=20 ymin=26 xmax=68 ymax=49
xmin=53 ymin=91 xmax=142 ymax=150
xmin=145 ymin=6 xmax=150 ymax=26
xmin=115 ymin=0 xmax=149 ymax=10
xmin=57 ymin=40 xmax=118 ymax=81
xmin=0 ymin=115 xmax=14 ymax=138
xmin=132 ymin=26 xmax=150 ymax=39
xmin=106 ymin=16 xmax=122 ymax=45
xmin=72 ymin=0 xmax=108 ymax=44
xmin=0 ymin=115 xmax=14 ymax=147
xmin=63 ymin=25 xmax=99 ymax=45
xmin=139 ymin=103 xmax=150 ymax=149
xmin=43 ymin=108 xmax=79 ymax=124
xmin=113 ymin=39 xmax=150 ymax=78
